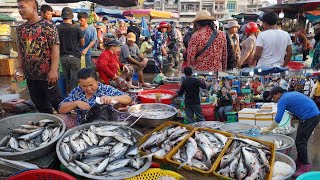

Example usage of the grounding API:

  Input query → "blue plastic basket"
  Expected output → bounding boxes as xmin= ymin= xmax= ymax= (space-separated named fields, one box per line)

xmin=296 ymin=171 xmax=320 ymax=180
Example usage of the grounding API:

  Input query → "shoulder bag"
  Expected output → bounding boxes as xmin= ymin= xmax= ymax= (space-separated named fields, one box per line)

xmin=194 ymin=29 xmax=218 ymax=61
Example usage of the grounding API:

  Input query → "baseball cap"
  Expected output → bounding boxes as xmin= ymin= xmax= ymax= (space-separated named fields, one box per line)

xmin=266 ymin=86 xmax=285 ymax=100
xmin=127 ymin=32 xmax=136 ymax=42
xmin=61 ymin=7 xmax=73 ymax=19
xmin=104 ymin=39 xmax=121 ymax=47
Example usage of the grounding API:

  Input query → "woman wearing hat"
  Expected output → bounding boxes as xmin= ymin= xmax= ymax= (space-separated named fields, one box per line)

xmin=238 ymin=22 xmax=259 ymax=68
xmin=225 ymin=20 xmax=240 ymax=69
xmin=96 ymin=39 xmax=135 ymax=92
xmin=152 ymin=21 xmax=169 ymax=73
xmin=187 ymin=10 xmax=227 ymax=72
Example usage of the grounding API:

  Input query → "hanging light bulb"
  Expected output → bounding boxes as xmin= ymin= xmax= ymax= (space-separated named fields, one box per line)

xmin=249 ymin=71 xmax=254 ymax=76
xmin=241 ymin=17 xmax=245 ymax=23
xmin=279 ymin=10 xmax=284 ymax=19
xmin=258 ymin=68 xmax=262 ymax=73
xmin=209 ymin=71 xmax=213 ymax=75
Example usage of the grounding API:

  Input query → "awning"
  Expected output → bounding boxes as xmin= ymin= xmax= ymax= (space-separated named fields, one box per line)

xmin=259 ymin=1 xmax=320 ymax=13
xmin=72 ymin=7 xmax=125 ymax=19
xmin=0 ymin=14 xmax=16 ymax=21
xmin=123 ymin=9 xmax=178 ymax=19
xmin=45 ymin=0 xmax=138 ymax=7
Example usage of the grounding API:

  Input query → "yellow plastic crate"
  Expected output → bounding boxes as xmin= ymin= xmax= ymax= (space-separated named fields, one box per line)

xmin=126 ymin=168 xmax=186 ymax=180
xmin=138 ymin=121 xmax=195 ymax=161
xmin=212 ymin=134 xmax=276 ymax=180
xmin=166 ymin=127 xmax=233 ymax=175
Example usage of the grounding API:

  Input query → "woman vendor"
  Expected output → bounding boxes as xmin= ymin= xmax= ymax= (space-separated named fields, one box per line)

xmin=59 ymin=68 xmax=131 ymax=125
xmin=217 ymin=86 xmax=233 ymax=122
xmin=96 ymin=39 xmax=137 ymax=92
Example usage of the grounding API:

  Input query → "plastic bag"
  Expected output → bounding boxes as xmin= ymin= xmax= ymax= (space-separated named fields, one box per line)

xmin=152 ymin=73 xmax=166 ymax=85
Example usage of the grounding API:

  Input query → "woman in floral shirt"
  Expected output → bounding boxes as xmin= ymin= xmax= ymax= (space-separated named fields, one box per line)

xmin=152 ymin=22 xmax=169 ymax=73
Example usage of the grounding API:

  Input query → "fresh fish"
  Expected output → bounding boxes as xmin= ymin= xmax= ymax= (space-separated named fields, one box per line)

xmin=168 ymin=127 xmax=189 ymax=141
xmin=0 ymin=134 xmax=11 ymax=147
xmin=129 ymin=158 xmax=144 ymax=169
xmin=9 ymin=137 xmax=19 ymax=149
xmin=82 ymin=133 xmax=93 ymax=146
xmin=75 ymin=166 xmax=84 ymax=173
xmin=220 ymin=146 xmax=242 ymax=169
xmin=167 ymin=126 xmax=180 ymax=135
xmin=82 ymin=156 xmax=105 ymax=166
xmin=62 ymin=137 xmax=70 ymax=143
xmin=213 ymin=133 xmax=228 ymax=145
xmin=51 ymin=126 xmax=61 ymax=140
xmin=70 ymin=138 xmax=82 ymax=152
xmin=20 ymin=125 xmax=41 ymax=129
xmin=226 ymin=140 xmax=238 ymax=154
xmin=109 ymin=143 xmax=129 ymax=161
xmin=27 ymin=142 xmax=37 ymax=149
xmin=191 ymin=159 xmax=209 ymax=170
xmin=79 ymin=139 xmax=88 ymax=150
xmin=70 ymin=131 xmax=81 ymax=141
xmin=256 ymin=148 xmax=270 ymax=171
xmin=229 ymin=154 xmax=240 ymax=179
xmin=41 ymin=127 xmax=52 ymax=142
xmin=107 ymin=167 xmax=136 ymax=177
xmin=236 ymin=156 xmax=247 ymax=180
xmin=195 ymin=131 xmax=214 ymax=148
xmin=98 ymin=137 xmax=112 ymax=146
xmin=139 ymin=132 xmax=161 ymax=151
xmin=18 ymin=140 xmax=29 ymax=150
xmin=18 ymin=128 xmax=44 ymax=140
xmin=126 ymin=146 xmax=138 ymax=156
xmin=202 ymin=131 xmax=221 ymax=144
xmin=39 ymin=119 xmax=54 ymax=124
xmin=10 ymin=128 xmax=30 ymax=134
xmin=60 ymin=142 xmax=72 ymax=161
xmin=90 ymin=157 xmax=110 ymax=175
xmin=234 ymin=137 xmax=269 ymax=150
xmin=74 ymin=160 xmax=92 ymax=173
xmin=178 ymin=137 xmax=197 ymax=169
xmin=241 ymin=147 xmax=256 ymax=175
xmin=95 ymin=125 xmax=119 ymax=131
xmin=114 ymin=134 xmax=134 ymax=146
xmin=197 ymin=140 xmax=214 ymax=168
xmin=106 ymin=158 xmax=130 ymax=172
xmin=169 ymin=132 xmax=188 ymax=146
xmin=218 ymin=166 xmax=230 ymax=177
xmin=83 ymin=146 xmax=111 ymax=158
xmin=156 ymin=129 xmax=168 ymax=146
xmin=87 ymin=129 xmax=98 ymax=145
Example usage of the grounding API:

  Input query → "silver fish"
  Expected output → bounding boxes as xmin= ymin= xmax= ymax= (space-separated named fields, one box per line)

xmin=168 ymin=127 xmax=189 ymax=141
xmin=220 ymin=146 xmax=242 ymax=169
xmin=82 ymin=156 xmax=105 ymax=166
xmin=18 ymin=140 xmax=29 ymax=150
xmin=87 ymin=129 xmax=98 ymax=145
xmin=82 ymin=133 xmax=93 ymax=146
xmin=167 ymin=126 xmax=181 ymax=135
xmin=107 ymin=167 xmax=136 ymax=177
xmin=39 ymin=119 xmax=54 ymax=124
xmin=75 ymin=166 xmax=84 ymax=173
xmin=218 ymin=166 xmax=230 ymax=177
xmin=95 ymin=125 xmax=119 ymax=131
xmin=60 ymin=142 xmax=72 ymax=161
xmin=106 ymin=158 xmax=130 ymax=172
xmin=109 ymin=143 xmax=129 ymax=161
xmin=191 ymin=159 xmax=209 ymax=170
xmin=178 ymin=137 xmax=197 ymax=169
xmin=70 ymin=138 xmax=82 ymax=152
xmin=74 ymin=160 xmax=92 ymax=173
xmin=83 ymin=146 xmax=111 ymax=157
xmin=139 ymin=132 xmax=161 ymax=151
xmin=41 ymin=127 xmax=52 ymax=142
xmin=9 ymin=137 xmax=19 ymax=149
xmin=113 ymin=134 xmax=134 ymax=146
xmin=62 ymin=137 xmax=70 ymax=143
xmin=18 ymin=128 xmax=44 ymax=140
xmin=197 ymin=140 xmax=214 ymax=168
xmin=98 ymin=137 xmax=112 ymax=146
xmin=70 ymin=131 xmax=81 ymax=141
xmin=0 ymin=134 xmax=11 ymax=147
xmin=241 ymin=147 xmax=256 ymax=175
xmin=126 ymin=146 xmax=138 ymax=156
xmin=51 ymin=126 xmax=61 ymax=140
xmin=27 ymin=142 xmax=37 ymax=149
xmin=213 ymin=133 xmax=228 ymax=145
xmin=169 ymin=132 xmax=188 ymax=146
xmin=229 ymin=154 xmax=240 ymax=179
xmin=235 ymin=137 xmax=269 ymax=150
xmin=236 ymin=156 xmax=247 ymax=180
xmin=79 ymin=139 xmax=88 ymax=151
xmin=129 ymin=158 xmax=144 ymax=169
xmin=156 ymin=129 xmax=168 ymax=146
xmin=19 ymin=125 xmax=41 ymax=129
xmin=90 ymin=157 xmax=110 ymax=175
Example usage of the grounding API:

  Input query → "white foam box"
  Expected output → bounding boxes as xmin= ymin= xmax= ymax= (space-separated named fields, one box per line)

xmin=238 ymin=118 xmax=256 ymax=126
xmin=261 ymin=103 xmax=275 ymax=110
xmin=255 ymin=109 xmax=273 ymax=119
xmin=238 ymin=108 xmax=258 ymax=119
xmin=255 ymin=118 xmax=274 ymax=127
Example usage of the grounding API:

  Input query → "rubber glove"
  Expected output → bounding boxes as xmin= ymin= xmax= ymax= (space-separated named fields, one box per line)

xmin=261 ymin=121 xmax=279 ymax=134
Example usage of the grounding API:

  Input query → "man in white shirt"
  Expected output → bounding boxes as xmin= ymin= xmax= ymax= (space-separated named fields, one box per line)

xmin=277 ymin=77 xmax=289 ymax=90
xmin=254 ymin=12 xmax=292 ymax=67
xmin=304 ymin=75 xmax=315 ymax=96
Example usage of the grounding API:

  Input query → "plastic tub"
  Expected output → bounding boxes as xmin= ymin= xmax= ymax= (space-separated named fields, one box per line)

xmin=296 ymin=171 xmax=320 ymax=180
xmin=225 ymin=112 xmax=238 ymax=123
xmin=219 ymin=122 xmax=257 ymax=134
xmin=201 ymin=103 xmax=215 ymax=121
xmin=255 ymin=134 xmax=295 ymax=155
xmin=138 ymin=89 xmax=177 ymax=105
xmin=287 ymin=61 xmax=305 ymax=71
xmin=7 ymin=169 xmax=77 ymax=180
xmin=159 ymin=84 xmax=181 ymax=92
xmin=274 ymin=152 xmax=296 ymax=180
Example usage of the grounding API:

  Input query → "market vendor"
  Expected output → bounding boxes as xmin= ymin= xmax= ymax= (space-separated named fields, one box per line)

xmin=262 ymin=86 xmax=320 ymax=177
xmin=59 ymin=68 xmax=131 ymax=125
xmin=217 ymin=86 xmax=233 ymax=122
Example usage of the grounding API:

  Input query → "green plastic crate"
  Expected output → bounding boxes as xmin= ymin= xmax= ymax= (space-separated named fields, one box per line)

xmin=225 ymin=112 xmax=238 ymax=123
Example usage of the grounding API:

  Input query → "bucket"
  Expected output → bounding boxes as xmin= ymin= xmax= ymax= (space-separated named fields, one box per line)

xmin=201 ymin=103 xmax=215 ymax=121
xmin=278 ymin=111 xmax=291 ymax=128
xmin=296 ymin=171 xmax=320 ymax=180
xmin=273 ymin=152 xmax=296 ymax=180
xmin=225 ymin=112 xmax=237 ymax=123
xmin=255 ymin=134 xmax=294 ymax=155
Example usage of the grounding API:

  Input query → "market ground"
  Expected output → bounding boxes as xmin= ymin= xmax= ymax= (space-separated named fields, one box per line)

xmin=0 ymin=72 xmax=319 ymax=179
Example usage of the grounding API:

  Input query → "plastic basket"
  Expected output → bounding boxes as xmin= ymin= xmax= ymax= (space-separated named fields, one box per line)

xmin=201 ymin=103 xmax=215 ymax=121
xmin=159 ymin=84 xmax=181 ymax=92
xmin=7 ymin=169 xmax=77 ymax=180
xmin=225 ymin=112 xmax=238 ymax=123
xmin=287 ymin=61 xmax=305 ymax=71
xmin=138 ymin=89 xmax=177 ymax=105
xmin=296 ymin=171 xmax=320 ymax=180
xmin=125 ymin=168 xmax=185 ymax=180
xmin=138 ymin=121 xmax=195 ymax=162
xmin=212 ymin=135 xmax=276 ymax=180
xmin=166 ymin=127 xmax=233 ymax=175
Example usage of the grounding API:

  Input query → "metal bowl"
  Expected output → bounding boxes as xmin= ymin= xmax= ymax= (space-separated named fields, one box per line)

xmin=255 ymin=134 xmax=295 ymax=154
xmin=56 ymin=121 xmax=151 ymax=180
xmin=219 ymin=122 xmax=257 ymax=134
xmin=0 ymin=113 xmax=66 ymax=160
xmin=163 ymin=77 xmax=181 ymax=85
xmin=274 ymin=152 xmax=296 ymax=180
xmin=127 ymin=103 xmax=178 ymax=128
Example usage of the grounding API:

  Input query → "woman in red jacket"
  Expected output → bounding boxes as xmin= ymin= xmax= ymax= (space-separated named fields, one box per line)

xmin=97 ymin=40 xmax=136 ymax=92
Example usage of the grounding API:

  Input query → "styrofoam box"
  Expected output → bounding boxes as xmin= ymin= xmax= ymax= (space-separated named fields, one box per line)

xmin=261 ymin=103 xmax=275 ymax=110
xmin=238 ymin=118 xmax=256 ymax=126
xmin=256 ymin=109 xmax=273 ymax=120
xmin=238 ymin=108 xmax=258 ymax=119
xmin=255 ymin=118 xmax=273 ymax=127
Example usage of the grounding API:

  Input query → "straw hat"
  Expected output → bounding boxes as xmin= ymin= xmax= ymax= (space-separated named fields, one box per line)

xmin=127 ymin=32 xmax=136 ymax=42
xmin=224 ymin=20 xmax=240 ymax=29
xmin=193 ymin=10 xmax=216 ymax=22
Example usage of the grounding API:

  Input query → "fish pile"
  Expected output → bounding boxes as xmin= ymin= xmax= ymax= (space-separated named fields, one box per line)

xmin=217 ymin=137 xmax=272 ymax=180
xmin=172 ymin=130 xmax=228 ymax=171
xmin=59 ymin=125 xmax=146 ymax=177
xmin=259 ymin=126 xmax=295 ymax=135
xmin=0 ymin=119 xmax=61 ymax=152
xmin=273 ymin=140 xmax=289 ymax=149
xmin=131 ymin=108 xmax=174 ymax=119
xmin=190 ymin=121 xmax=224 ymax=129
xmin=139 ymin=125 xmax=191 ymax=158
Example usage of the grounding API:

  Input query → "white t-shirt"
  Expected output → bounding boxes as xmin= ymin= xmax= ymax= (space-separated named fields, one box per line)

xmin=256 ymin=29 xmax=292 ymax=67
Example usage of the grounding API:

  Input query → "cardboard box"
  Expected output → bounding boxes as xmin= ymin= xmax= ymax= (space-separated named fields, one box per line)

xmin=0 ymin=58 xmax=15 ymax=75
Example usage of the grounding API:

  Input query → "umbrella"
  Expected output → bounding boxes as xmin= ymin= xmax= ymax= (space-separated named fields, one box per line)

xmin=0 ymin=14 xmax=16 ymax=21
xmin=123 ymin=9 xmax=174 ymax=19
xmin=45 ymin=0 xmax=138 ymax=7
xmin=240 ymin=67 xmax=255 ymax=76
xmin=140 ymin=17 xmax=150 ymax=37
xmin=254 ymin=67 xmax=288 ymax=76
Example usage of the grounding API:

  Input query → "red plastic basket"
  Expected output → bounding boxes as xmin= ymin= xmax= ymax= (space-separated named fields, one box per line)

xmin=201 ymin=103 xmax=215 ymax=121
xmin=138 ymin=89 xmax=177 ymax=104
xmin=287 ymin=61 xmax=304 ymax=71
xmin=159 ymin=84 xmax=181 ymax=92
xmin=7 ymin=169 xmax=77 ymax=180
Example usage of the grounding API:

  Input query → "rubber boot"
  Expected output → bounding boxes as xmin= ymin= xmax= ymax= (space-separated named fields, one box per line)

xmin=292 ymin=164 xmax=311 ymax=178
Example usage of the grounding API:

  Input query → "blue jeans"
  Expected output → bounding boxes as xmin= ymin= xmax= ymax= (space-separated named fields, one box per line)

xmin=85 ymin=53 xmax=95 ymax=68
xmin=218 ymin=105 xmax=233 ymax=121
xmin=185 ymin=104 xmax=205 ymax=123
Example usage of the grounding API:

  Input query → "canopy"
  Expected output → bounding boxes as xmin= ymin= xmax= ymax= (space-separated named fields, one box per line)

xmin=72 ymin=7 xmax=125 ymax=19
xmin=45 ymin=0 xmax=138 ymax=7
xmin=0 ymin=14 xmax=16 ymax=21
xmin=306 ymin=10 xmax=320 ymax=21
xmin=123 ymin=9 xmax=177 ymax=19
xmin=240 ymin=67 xmax=288 ymax=76
xmin=259 ymin=1 xmax=320 ymax=13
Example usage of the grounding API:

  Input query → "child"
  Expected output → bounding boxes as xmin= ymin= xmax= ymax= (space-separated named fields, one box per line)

xmin=174 ymin=67 xmax=206 ymax=123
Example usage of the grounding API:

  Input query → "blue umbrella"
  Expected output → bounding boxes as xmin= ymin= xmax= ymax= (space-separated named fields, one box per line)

xmin=254 ymin=67 xmax=288 ymax=76
xmin=141 ymin=17 xmax=150 ymax=37
xmin=240 ymin=67 xmax=255 ymax=76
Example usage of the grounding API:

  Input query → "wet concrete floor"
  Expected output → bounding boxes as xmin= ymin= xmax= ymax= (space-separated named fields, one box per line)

xmin=0 ymin=71 xmax=320 ymax=179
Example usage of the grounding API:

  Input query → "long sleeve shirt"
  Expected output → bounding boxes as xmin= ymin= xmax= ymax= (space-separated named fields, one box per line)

xmin=97 ymin=50 xmax=123 ymax=84
xmin=178 ymin=77 xmax=207 ymax=105
xmin=274 ymin=92 xmax=320 ymax=123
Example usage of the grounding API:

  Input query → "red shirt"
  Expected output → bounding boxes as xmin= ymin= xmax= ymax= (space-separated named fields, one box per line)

xmin=97 ymin=50 xmax=123 ymax=84
xmin=251 ymin=81 xmax=261 ymax=95
xmin=187 ymin=26 xmax=227 ymax=72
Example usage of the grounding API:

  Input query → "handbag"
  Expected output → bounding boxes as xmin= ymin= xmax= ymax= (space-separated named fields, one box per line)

xmin=194 ymin=29 xmax=217 ymax=61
